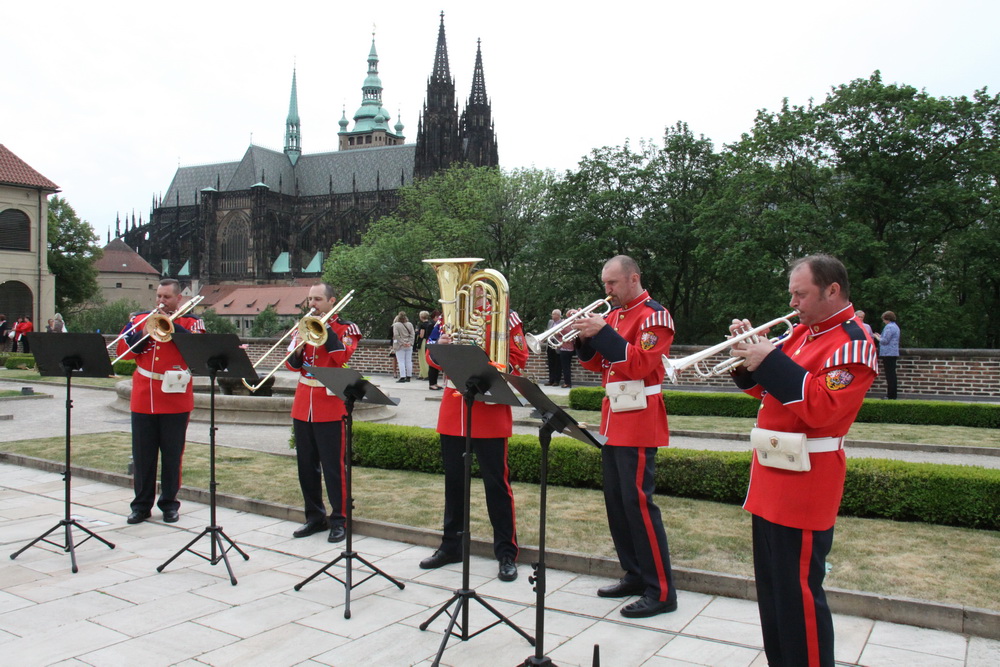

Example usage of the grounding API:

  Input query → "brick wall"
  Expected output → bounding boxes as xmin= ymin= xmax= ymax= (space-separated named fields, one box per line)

xmin=109 ymin=336 xmax=1000 ymax=398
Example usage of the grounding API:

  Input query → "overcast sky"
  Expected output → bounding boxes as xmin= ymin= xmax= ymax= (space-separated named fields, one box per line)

xmin=3 ymin=0 xmax=998 ymax=244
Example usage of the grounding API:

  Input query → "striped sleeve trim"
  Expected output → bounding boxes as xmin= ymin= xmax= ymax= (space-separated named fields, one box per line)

xmin=640 ymin=310 xmax=674 ymax=332
xmin=346 ymin=322 xmax=362 ymax=337
xmin=508 ymin=310 xmax=522 ymax=329
xmin=822 ymin=340 xmax=879 ymax=374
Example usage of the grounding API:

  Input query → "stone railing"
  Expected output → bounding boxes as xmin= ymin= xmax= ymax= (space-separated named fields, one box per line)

xmin=106 ymin=336 xmax=1000 ymax=399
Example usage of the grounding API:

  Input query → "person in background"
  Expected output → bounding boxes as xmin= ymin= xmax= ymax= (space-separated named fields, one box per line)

xmin=391 ymin=311 xmax=415 ymax=383
xmin=855 ymin=310 xmax=873 ymax=338
xmin=558 ymin=308 xmax=578 ymax=387
xmin=17 ymin=316 xmax=33 ymax=353
xmin=878 ymin=311 xmax=900 ymax=399
xmin=426 ymin=312 xmax=443 ymax=390
xmin=415 ymin=310 xmax=433 ymax=380
xmin=53 ymin=313 xmax=66 ymax=332
xmin=45 ymin=319 xmax=56 ymax=333
xmin=545 ymin=309 xmax=562 ymax=386
xmin=0 ymin=314 xmax=8 ymax=352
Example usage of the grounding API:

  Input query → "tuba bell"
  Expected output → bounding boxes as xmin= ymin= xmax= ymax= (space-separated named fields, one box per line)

xmin=424 ymin=257 xmax=511 ymax=369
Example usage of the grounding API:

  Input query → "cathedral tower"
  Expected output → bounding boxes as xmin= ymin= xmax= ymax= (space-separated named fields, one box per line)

xmin=459 ymin=39 xmax=499 ymax=168
xmin=414 ymin=12 xmax=461 ymax=178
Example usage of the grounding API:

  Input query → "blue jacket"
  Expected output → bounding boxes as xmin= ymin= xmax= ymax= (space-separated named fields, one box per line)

xmin=880 ymin=321 xmax=900 ymax=356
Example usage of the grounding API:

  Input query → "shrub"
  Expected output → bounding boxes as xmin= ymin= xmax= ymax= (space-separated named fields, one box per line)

xmin=4 ymin=354 xmax=36 ymax=370
xmin=112 ymin=359 xmax=137 ymax=376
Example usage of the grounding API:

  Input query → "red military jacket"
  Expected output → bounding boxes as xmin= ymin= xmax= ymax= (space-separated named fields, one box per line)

xmin=117 ymin=311 xmax=205 ymax=414
xmin=734 ymin=305 xmax=878 ymax=531
xmin=286 ymin=317 xmax=361 ymax=423
xmin=430 ymin=311 xmax=530 ymax=439
xmin=578 ymin=290 xmax=673 ymax=447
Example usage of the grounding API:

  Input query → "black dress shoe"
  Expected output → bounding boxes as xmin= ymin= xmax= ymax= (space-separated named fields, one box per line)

xmin=597 ymin=579 xmax=645 ymax=598
xmin=292 ymin=519 xmax=329 ymax=538
xmin=162 ymin=510 xmax=179 ymax=523
xmin=126 ymin=510 xmax=151 ymax=524
xmin=498 ymin=556 xmax=518 ymax=582
xmin=328 ymin=525 xmax=346 ymax=543
xmin=620 ymin=595 xmax=678 ymax=618
xmin=419 ymin=549 xmax=461 ymax=569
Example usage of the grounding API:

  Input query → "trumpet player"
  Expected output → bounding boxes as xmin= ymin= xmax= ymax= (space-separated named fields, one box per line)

xmin=117 ymin=278 xmax=205 ymax=525
xmin=571 ymin=255 xmax=678 ymax=619
xmin=728 ymin=255 xmax=877 ymax=667
xmin=288 ymin=283 xmax=362 ymax=543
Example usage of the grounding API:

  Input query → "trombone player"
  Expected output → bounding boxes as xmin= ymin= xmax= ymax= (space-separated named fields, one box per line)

xmin=117 ymin=278 xmax=205 ymax=525
xmin=288 ymin=283 xmax=362 ymax=543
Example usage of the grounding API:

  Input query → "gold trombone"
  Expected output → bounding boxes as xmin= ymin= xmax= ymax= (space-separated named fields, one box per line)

xmin=242 ymin=289 xmax=355 ymax=392
xmin=661 ymin=311 xmax=798 ymax=384
xmin=111 ymin=295 xmax=204 ymax=364
xmin=525 ymin=297 xmax=613 ymax=354
xmin=106 ymin=305 xmax=162 ymax=354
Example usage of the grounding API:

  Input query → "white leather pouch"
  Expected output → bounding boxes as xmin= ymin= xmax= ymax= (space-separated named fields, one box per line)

xmin=606 ymin=379 xmax=646 ymax=413
xmin=751 ymin=427 xmax=811 ymax=472
xmin=161 ymin=369 xmax=192 ymax=394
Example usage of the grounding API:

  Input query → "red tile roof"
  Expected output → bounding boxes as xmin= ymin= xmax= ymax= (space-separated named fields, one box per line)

xmin=197 ymin=284 xmax=310 ymax=317
xmin=95 ymin=238 xmax=160 ymax=275
xmin=0 ymin=145 xmax=59 ymax=191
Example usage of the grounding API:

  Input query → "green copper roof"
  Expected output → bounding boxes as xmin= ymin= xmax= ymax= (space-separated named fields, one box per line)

xmin=271 ymin=251 xmax=290 ymax=273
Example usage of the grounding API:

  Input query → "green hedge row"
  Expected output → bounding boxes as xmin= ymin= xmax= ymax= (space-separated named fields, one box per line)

xmin=347 ymin=422 xmax=1000 ymax=530
xmin=113 ymin=359 xmax=137 ymax=376
xmin=4 ymin=354 xmax=36 ymax=370
xmin=568 ymin=388 xmax=1000 ymax=428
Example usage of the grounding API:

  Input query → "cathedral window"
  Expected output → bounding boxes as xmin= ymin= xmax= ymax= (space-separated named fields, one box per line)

xmin=219 ymin=215 xmax=250 ymax=276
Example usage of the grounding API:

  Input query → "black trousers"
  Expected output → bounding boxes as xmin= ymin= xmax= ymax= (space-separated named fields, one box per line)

xmin=546 ymin=347 xmax=560 ymax=384
xmin=752 ymin=514 xmax=835 ymax=667
xmin=131 ymin=411 xmax=189 ymax=513
xmin=883 ymin=356 xmax=898 ymax=399
xmin=294 ymin=419 xmax=346 ymax=527
xmin=602 ymin=445 xmax=675 ymax=603
xmin=439 ymin=434 xmax=517 ymax=561
xmin=559 ymin=349 xmax=575 ymax=386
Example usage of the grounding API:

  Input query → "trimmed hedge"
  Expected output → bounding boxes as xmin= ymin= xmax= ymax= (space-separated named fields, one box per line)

xmin=346 ymin=421 xmax=1000 ymax=530
xmin=4 ymin=354 xmax=36 ymax=370
xmin=113 ymin=359 xmax=137 ymax=376
xmin=568 ymin=387 xmax=1000 ymax=428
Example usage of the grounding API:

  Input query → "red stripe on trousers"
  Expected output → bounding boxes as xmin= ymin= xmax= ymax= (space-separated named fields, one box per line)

xmin=339 ymin=420 xmax=348 ymax=519
xmin=635 ymin=448 xmax=668 ymax=600
xmin=503 ymin=438 xmax=519 ymax=558
xmin=799 ymin=529 xmax=820 ymax=667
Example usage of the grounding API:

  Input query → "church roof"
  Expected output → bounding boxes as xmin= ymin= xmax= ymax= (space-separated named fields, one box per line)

xmin=162 ymin=144 xmax=415 ymax=206
xmin=0 ymin=145 xmax=59 ymax=191
xmin=96 ymin=238 xmax=159 ymax=275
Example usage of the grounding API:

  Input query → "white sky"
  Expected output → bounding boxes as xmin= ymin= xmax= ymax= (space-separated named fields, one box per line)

xmin=2 ymin=0 xmax=998 ymax=244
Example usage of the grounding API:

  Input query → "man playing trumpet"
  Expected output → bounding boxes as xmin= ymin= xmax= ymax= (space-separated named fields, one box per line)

xmin=117 ymin=278 xmax=205 ymax=525
xmin=728 ymin=254 xmax=877 ymax=667
xmin=287 ymin=283 xmax=362 ymax=543
xmin=571 ymin=255 xmax=678 ymax=618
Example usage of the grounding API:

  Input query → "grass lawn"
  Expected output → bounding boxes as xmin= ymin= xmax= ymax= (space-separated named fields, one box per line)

xmin=3 ymin=432 xmax=998 ymax=611
xmin=0 ymin=369 xmax=122 ymax=389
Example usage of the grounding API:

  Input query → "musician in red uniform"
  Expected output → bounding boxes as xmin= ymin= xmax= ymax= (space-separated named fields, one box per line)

xmin=117 ymin=279 xmax=205 ymax=524
xmin=418 ymin=292 xmax=529 ymax=582
xmin=729 ymin=254 xmax=877 ymax=667
xmin=571 ymin=255 xmax=678 ymax=618
xmin=287 ymin=283 xmax=361 ymax=543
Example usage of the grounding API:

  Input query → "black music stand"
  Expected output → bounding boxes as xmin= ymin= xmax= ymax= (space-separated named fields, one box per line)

xmin=292 ymin=367 xmax=406 ymax=617
xmin=418 ymin=344 xmax=535 ymax=666
xmin=156 ymin=333 xmax=254 ymax=585
xmin=10 ymin=333 xmax=116 ymax=572
xmin=504 ymin=373 xmax=605 ymax=667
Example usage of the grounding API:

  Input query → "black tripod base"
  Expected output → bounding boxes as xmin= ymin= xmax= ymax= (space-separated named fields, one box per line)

xmin=522 ymin=656 xmax=555 ymax=666
xmin=10 ymin=518 xmax=116 ymax=573
xmin=156 ymin=525 xmax=249 ymax=585
xmin=294 ymin=549 xmax=405 ymax=618
xmin=421 ymin=588 xmax=535 ymax=666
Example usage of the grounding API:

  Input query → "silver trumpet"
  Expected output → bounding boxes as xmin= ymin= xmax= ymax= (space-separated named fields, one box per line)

xmin=525 ymin=297 xmax=613 ymax=354
xmin=661 ymin=311 xmax=798 ymax=384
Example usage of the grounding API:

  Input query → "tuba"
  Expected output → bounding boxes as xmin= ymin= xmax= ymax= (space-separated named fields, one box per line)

xmin=424 ymin=258 xmax=510 ymax=369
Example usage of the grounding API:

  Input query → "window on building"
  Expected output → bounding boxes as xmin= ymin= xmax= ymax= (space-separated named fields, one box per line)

xmin=0 ymin=209 xmax=31 ymax=251
xmin=0 ymin=280 xmax=32 ymax=320
xmin=115 ymin=282 xmax=123 ymax=288
xmin=219 ymin=214 xmax=251 ymax=276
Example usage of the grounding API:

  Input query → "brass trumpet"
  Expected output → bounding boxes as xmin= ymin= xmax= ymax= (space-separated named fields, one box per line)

xmin=661 ymin=311 xmax=798 ymax=384
xmin=111 ymin=295 xmax=204 ymax=364
xmin=525 ymin=297 xmax=612 ymax=354
xmin=242 ymin=289 xmax=355 ymax=392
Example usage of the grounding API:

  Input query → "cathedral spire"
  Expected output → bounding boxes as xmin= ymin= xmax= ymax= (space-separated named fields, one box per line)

xmin=338 ymin=28 xmax=403 ymax=150
xmin=284 ymin=67 xmax=302 ymax=166
xmin=415 ymin=12 xmax=460 ymax=178
xmin=460 ymin=38 xmax=499 ymax=169
xmin=431 ymin=11 xmax=452 ymax=85
xmin=468 ymin=39 xmax=488 ymax=106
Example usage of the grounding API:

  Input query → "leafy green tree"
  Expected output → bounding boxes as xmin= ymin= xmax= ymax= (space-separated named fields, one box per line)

xmin=48 ymin=196 xmax=103 ymax=314
xmin=68 ymin=298 xmax=141 ymax=335
xmin=250 ymin=305 xmax=288 ymax=337
xmin=200 ymin=308 xmax=238 ymax=335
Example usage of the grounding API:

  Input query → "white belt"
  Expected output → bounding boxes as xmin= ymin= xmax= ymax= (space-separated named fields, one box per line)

xmin=807 ymin=437 xmax=844 ymax=453
xmin=136 ymin=367 xmax=165 ymax=381
xmin=642 ymin=385 xmax=662 ymax=396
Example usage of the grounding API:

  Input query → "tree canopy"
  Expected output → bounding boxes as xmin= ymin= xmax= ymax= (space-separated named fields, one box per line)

xmin=48 ymin=196 xmax=103 ymax=314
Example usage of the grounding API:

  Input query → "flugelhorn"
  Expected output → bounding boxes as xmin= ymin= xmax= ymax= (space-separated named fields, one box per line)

xmin=525 ymin=297 xmax=612 ymax=354
xmin=423 ymin=258 xmax=510 ymax=369
xmin=242 ymin=289 xmax=355 ymax=392
xmin=111 ymin=295 xmax=204 ymax=364
xmin=661 ymin=311 xmax=798 ymax=384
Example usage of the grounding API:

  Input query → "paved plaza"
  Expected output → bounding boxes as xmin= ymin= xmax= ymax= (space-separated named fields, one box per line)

xmin=1 ymin=373 xmax=998 ymax=665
